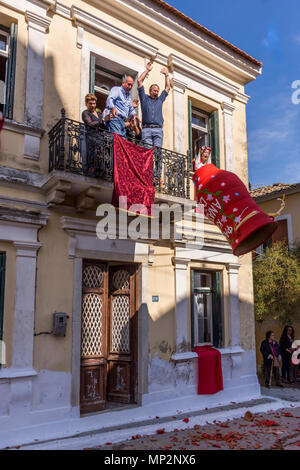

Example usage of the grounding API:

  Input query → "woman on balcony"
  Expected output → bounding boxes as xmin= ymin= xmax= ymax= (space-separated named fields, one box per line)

xmin=82 ymin=93 xmax=107 ymax=176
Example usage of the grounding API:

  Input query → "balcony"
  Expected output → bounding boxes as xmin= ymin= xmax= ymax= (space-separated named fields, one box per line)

xmin=47 ymin=109 xmax=191 ymax=209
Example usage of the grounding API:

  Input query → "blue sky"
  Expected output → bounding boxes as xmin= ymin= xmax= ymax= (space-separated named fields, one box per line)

xmin=166 ymin=0 xmax=300 ymax=187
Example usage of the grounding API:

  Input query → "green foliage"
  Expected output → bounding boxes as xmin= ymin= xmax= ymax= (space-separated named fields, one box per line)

xmin=253 ymin=241 xmax=300 ymax=324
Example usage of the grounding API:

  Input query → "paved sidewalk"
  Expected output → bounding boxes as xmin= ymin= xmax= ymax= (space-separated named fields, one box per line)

xmin=95 ymin=405 xmax=300 ymax=451
xmin=4 ymin=383 xmax=300 ymax=450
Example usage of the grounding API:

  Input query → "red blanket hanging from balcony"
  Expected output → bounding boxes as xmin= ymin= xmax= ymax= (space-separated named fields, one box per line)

xmin=112 ymin=134 xmax=155 ymax=216
xmin=193 ymin=346 xmax=223 ymax=394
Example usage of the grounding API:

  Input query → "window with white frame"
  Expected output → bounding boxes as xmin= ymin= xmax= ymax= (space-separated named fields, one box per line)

xmin=0 ymin=22 xmax=17 ymax=119
xmin=0 ymin=29 xmax=9 ymax=114
xmin=188 ymin=100 xmax=220 ymax=167
xmin=192 ymin=271 xmax=213 ymax=344
xmin=191 ymin=270 xmax=223 ymax=348
xmin=191 ymin=108 xmax=209 ymax=158
xmin=94 ymin=66 xmax=123 ymax=112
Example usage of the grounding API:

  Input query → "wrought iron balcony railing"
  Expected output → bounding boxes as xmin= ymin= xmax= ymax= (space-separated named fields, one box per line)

xmin=49 ymin=109 xmax=191 ymax=199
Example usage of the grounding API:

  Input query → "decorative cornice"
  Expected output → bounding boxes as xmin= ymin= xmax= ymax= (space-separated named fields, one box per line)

xmin=71 ymin=5 xmax=158 ymax=58
xmin=0 ymin=0 xmax=55 ymax=14
xmin=235 ymin=91 xmax=250 ymax=104
xmin=169 ymin=54 xmax=240 ymax=99
xmin=25 ymin=10 xmax=51 ymax=33
xmin=116 ymin=0 xmax=261 ymax=83
xmin=48 ymin=1 xmax=72 ymax=19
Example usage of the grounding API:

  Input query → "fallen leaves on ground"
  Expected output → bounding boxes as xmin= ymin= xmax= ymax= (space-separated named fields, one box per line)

xmin=255 ymin=419 xmax=279 ymax=427
xmin=156 ymin=428 xmax=165 ymax=434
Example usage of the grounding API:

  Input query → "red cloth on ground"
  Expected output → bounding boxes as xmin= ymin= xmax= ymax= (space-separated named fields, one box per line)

xmin=193 ymin=345 xmax=223 ymax=394
xmin=0 ymin=117 xmax=4 ymax=132
xmin=112 ymin=133 xmax=155 ymax=216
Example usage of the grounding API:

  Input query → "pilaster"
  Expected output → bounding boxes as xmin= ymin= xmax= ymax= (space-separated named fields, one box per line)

xmin=24 ymin=11 xmax=51 ymax=160
xmin=221 ymin=102 xmax=235 ymax=172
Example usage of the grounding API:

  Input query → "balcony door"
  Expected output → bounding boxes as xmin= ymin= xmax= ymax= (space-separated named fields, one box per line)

xmin=80 ymin=261 xmax=137 ymax=414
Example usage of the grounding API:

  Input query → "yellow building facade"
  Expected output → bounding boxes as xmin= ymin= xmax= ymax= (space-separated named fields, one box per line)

xmin=0 ymin=0 xmax=262 ymax=445
xmin=251 ymin=183 xmax=300 ymax=369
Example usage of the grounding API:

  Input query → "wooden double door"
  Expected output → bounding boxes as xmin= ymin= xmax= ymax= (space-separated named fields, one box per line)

xmin=80 ymin=261 xmax=138 ymax=414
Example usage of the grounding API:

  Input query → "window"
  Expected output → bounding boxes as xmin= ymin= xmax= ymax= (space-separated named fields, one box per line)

xmin=188 ymin=100 xmax=219 ymax=167
xmin=191 ymin=108 xmax=209 ymax=157
xmin=191 ymin=270 xmax=222 ymax=348
xmin=0 ymin=253 xmax=6 ymax=343
xmin=89 ymin=54 xmax=136 ymax=113
xmin=0 ymin=23 xmax=17 ymax=118
xmin=94 ymin=67 xmax=122 ymax=112
xmin=0 ymin=29 xmax=9 ymax=114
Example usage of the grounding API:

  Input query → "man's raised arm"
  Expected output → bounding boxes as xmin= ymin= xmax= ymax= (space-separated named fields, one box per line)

xmin=161 ymin=67 xmax=170 ymax=94
xmin=137 ymin=61 xmax=153 ymax=88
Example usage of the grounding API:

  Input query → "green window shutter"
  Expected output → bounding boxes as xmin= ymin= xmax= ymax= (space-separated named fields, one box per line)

xmin=4 ymin=23 xmax=17 ymax=120
xmin=0 ymin=254 xmax=6 ymax=342
xmin=188 ymin=98 xmax=193 ymax=166
xmin=212 ymin=271 xmax=222 ymax=348
xmin=208 ymin=111 xmax=220 ymax=168
xmin=190 ymin=269 xmax=195 ymax=348
xmin=89 ymin=54 xmax=95 ymax=94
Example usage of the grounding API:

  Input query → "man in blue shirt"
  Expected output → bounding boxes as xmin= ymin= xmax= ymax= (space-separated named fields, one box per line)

xmin=137 ymin=61 xmax=170 ymax=148
xmin=106 ymin=75 xmax=137 ymax=137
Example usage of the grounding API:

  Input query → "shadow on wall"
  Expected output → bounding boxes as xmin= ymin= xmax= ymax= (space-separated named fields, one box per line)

xmin=0 ymin=28 xmax=65 ymax=173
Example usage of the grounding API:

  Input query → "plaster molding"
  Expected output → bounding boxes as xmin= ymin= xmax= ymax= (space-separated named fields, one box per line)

xmin=218 ymin=346 xmax=244 ymax=355
xmin=25 ymin=10 xmax=51 ymax=33
xmin=171 ymin=352 xmax=198 ymax=362
xmin=222 ymin=101 xmax=236 ymax=115
xmin=71 ymin=6 xmax=158 ymax=58
xmin=155 ymin=52 xmax=169 ymax=66
xmin=0 ymin=0 xmax=54 ymax=14
xmin=226 ymin=262 xmax=241 ymax=274
xmin=116 ymin=0 xmax=261 ymax=84
xmin=148 ymin=245 xmax=155 ymax=266
xmin=60 ymin=215 xmax=97 ymax=233
xmin=76 ymin=26 xmax=83 ymax=49
xmin=0 ymin=205 xmax=49 ymax=229
xmin=2 ymin=119 xmax=45 ymax=138
xmin=13 ymin=241 xmax=43 ymax=257
xmin=169 ymin=53 xmax=239 ymax=98
xmin=50 ymin=1 xmax=72 ymax=19
xmin=235 ymin=91 xmax=250 ymax=104
xmin=172 ymin=77 xmax=187 ymax=94
xmin=172 ymin=256 xmax=190 ymax=270
xmin=0 ymin=368 xmax=38 ymax=380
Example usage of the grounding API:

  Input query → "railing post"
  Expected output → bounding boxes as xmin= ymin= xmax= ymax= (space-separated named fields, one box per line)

xmin=58 ymin=108 xmax=66 ymax=170
xmin=186 ymin=150 xmax=191 ymax=199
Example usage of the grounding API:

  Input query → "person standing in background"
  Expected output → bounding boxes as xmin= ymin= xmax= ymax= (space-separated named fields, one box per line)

xmin=280 ymin=325 xmax=296 ymax=383
xmin=260 ymin=331 xmax=283 ymax=388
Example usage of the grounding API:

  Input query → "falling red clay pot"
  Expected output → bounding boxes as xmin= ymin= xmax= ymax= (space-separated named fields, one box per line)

xmin=193 ymin=164 xmax=278 ymax=256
